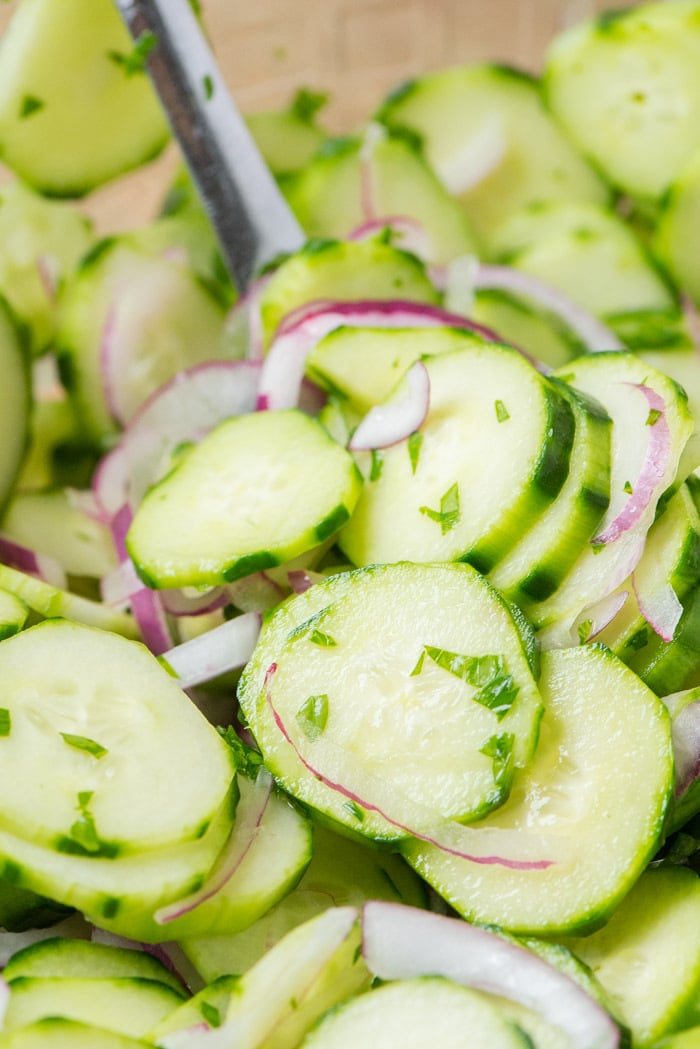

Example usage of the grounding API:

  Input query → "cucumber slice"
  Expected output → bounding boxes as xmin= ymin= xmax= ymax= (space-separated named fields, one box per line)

xmin=4 ymin=976 xmax=184 ymax=1040
xmin=258 ymin=238 xmax=440 ymax=349
xmin=489 ymin=380 xmax=611 ymax=606
xmin=0 ymin=298 xmax=30 ymax=517
xmin=306 ymin=325 xmax=488 ymax=413
xmin=627 ymin=582 xmax=700 ymax=696
xmin=562 ymin=866 xmax=700 ymax=1047
xmin=241 ymin=561 xmax=543 ymax=840
xmin=300 ymin=977 xmax=532 ymax=1049
xmin=0 ymin=1017 xmax=152 ymax=1048
xmin=402 ymin=644 xmax=673 ymax=935
xmin=0 ymin=590 xmax=29 ymax=641
xmin=284 ymin=129 xmax=478 ymax=264
xmin=377 ymin=63 xmax=609 ymax=251
xmin=0 ymin=181 xmax=93 ymax=356
xmin=470 ymin=289 xmax=580 ymax=369
xmin=656 ymin=1028 xmax=700 ymax=1049
xmin=127 ymin=409 xmax=362 ymax=590
xmin=246 ymin=89 xmax=327 ymax=177
xmin=0 ymin=882 xmax=69 ymax=934
xmin=0 ymin=0 xmax=169 ymax=195
xmin=0 ymin=619 xmax=235 ymax=857
xmin=182 ymin=823 xmax=426 ymax=981
xmin=544 ymin=2 xmax=700 ymax=200
xmin=656 ymin=150 xmax=700 ymax=304
xmin=4 ymin=938 xmax=185 ymax=994
xmin=145 ymin=974 xmax=239 ymax=1043
xmin=534 ymin=352 xmax=694 ymax=639
xmin=57 ymin=238 xmax=228 ymax=445
xmin=339 ymin=343 xmax=575 ymax=573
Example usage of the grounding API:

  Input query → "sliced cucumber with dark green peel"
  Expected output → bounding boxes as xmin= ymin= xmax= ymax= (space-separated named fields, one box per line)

xmin=182 ymin=823 xmax=426 ymax=981
xmin=377 ymin=64 xmax=609 ymax=252
xmin=3 ymin=976 xmax=184 ymax=1040
xmin=533 ymin=352 xmax=694 ymax=640
xmin=0 ymin=619 xmax=235 ymax=857
xmin=489 ymin=381 xmax=611 ymax=606
xmin=656 ymin=150 xmax=700 ymax=304
xmin=0 ymin=1017 xmax=153 ymax=1048
xmin=339 ymin=343 xmax=575 ymax=573
xmin=0 ymin=563 xmax=139 ymax=639
xmin=0 ymin=882 xmax=70 ymax=934
xmin=470 ymin=289 xmax=581 ymax=369
xmin=402 ymin=644 xmax=673 ymax=935
xmin=258 ymin=238 xmax=440 ymax=350
xmin=0 ymin=0 xmax=169 ymax=196
xmin=1 ymin=489 xmax=117 ymax=580
xmin=626 ymin=582 xmax=700 ymax=696
xmin=57 ymin=238 xmax=228 ymax=445
xmin=4 ymin=938 xmax=185 ymax=994
xmin=561 ymin=866 xmax=700 ymax=1048
xmin=491 ymin=200 xmax=638 ymax=260
xmin=284 ymin=128 xmax=478 ymax=264
xmin=0 ymin=589 xmax=29 ymax=641
xmin=636 ymin=347 xmax=700 ymax=442
xmin=246 ymin=89 xmax=327 ymax=178
xmin=656 ymin=1027 xmax=700 ymax=1049
xmin=306 ymin=325 xmax=488 ymax=413
xmin=596 ymin=482 xmax=700 ymax=658
xmin=146 ymin=974 xmax=239 ymax=1043
xmin=127 ymin=410 xmax=362 ymax=590
xmin=300 ymin=977 xmax=533 ymax=1049
xmin=16 ymin=397 xmax=86 ymax=494
xmin=0 ymin=181 xmax=93 ymax=355
xmin=0 ymin=297 xmax=30 ymax=516
xmin=544 ymin=2 xmax=700 ymax=200
xmin=241 ymin=561 xmax=543 ymax=841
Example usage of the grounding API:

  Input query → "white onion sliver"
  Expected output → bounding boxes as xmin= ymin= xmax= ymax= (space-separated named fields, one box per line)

xmin=362 ymin=903 xmax=620 ymax=1049
xmin=349 ymin=361 xmax=430 ymax=451
xmin=162 ymin=612 xmax=261 ymax=688
xmin=100 ymin=558 xmax=145 ymax=606
xmin=593 ymin=385 xmax=671 ymax=547
xmin=473 ymin=264 xmax=624 ymax=353
xmin=158 ymin=1023 xmax=212 ymax=1049
xmin=633 ymin=573 xmax=683 ymax=644
xmin=437 ymin=115 xmax=507 ymax=196
xmin=662 ymin=697 xmax=700 ymax=797
xmin=159 ymin=587 xmax=228 ymax=618
xmin=265 ymin=665 xmax=562 ymax=870
xmin=155 ymin=768 xmax=273 ymax=924
xmin=572 ymin=590 xmax=629 ymax=644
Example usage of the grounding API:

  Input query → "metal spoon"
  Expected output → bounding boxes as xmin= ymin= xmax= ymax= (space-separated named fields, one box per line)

xmin=113 ymin=0 xmax=305 ymax=292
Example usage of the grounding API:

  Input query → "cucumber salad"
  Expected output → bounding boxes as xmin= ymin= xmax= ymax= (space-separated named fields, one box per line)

xmin=3 ymin=0 xmax=700 ymax=1046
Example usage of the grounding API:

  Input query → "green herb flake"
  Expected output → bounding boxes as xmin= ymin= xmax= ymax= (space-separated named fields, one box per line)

xmin=494 ymin=399 xmax=510 ymax=423
xmin=419 ymin=482 xmax=460 ymax=535
xmin=0 ymin=709 xmax=10 ymax=737
xmin=61 ymin=733 xmax=108 ymax=759
xmin=19 ymin=95 xmax=44 ymax=119
xmin=202 ymin=74 xmax=214 ymax=100
xmin=623 ymin=480 xmax=634 ymax=495
xmin=108 ymin=29 xmax=158 ymax=75
xmin=480 ymin=732 xmax=514 ymax=789
xmin=201 ymin=1001 xmax=222 ymax=1028
xmin=590 ymin=541 xmax=605 ymax=554
xmin=69 ymin=792 xmax=101 ymax=854
xmin=291 ymin=87 xmax=328 ymax=122
xmin=370 ymin=449 xmax=384 ymax=482
xmin=296 ymin=694 xmax=329 ymax=742
xmin=216 ymin=725 xmax=263 ymax=778
xmin=577 ymin=619 xmax=593 ymax=645
xmin=424 ymin=647 xmax=519 ymax=720
xmin=343 ymin=800 xmax=365 ymax=822
xmin=646 ymin=407 xmax=663 ymax=427
xmin=410 ymin=649 xmax=425 ymax=677
xmin=288 ymin=608 xmax=330 ymax=642
xmin=309 ymin=629 xmax=337 ymax=648
xmin=407 ymin=432 xmax=423 ymax=474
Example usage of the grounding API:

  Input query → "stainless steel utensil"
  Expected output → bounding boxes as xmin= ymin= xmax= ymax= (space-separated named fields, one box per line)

xmin=114 ymin=0 xmax=305 ymax=291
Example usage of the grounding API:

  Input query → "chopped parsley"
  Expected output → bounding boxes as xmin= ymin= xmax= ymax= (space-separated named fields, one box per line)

xmin=216 ymin=725 xmax=264 ymax=778
xmin=424 ymin=647 xmax=519 ymax=720
xmin=409 ymin=649 xmax=426 ymax=677
xmin=68 ymin=792 xmax=102 ymax=854
xmin=480 ymin=732 xmax=514 ymax=789
xmin=646 ymin=407 xmax=663 ymax=427
xmin=296 ymin=694 xmax=329 ymax=741
xmin=202 ymin=74 xmax=214 ymax=100
xmin=623 ymin=480 xmax=634 ymax=495
xmin=108 ymin=30 xmax=158 ymax=75
xmin=577 ymin=619 xmax=593 ymax=645
xmin=291 ymin=87 xmax=328 ymax=122
xmin=0 ymin=709 xmax=10 ymax=737
xmin=19 ymin=95 xmax=44 ymax=119
xmin=288 ymin=608 xmax=331 ymax=642
xmin=407 ymin=432 xmax=423 ymax=474
xmin=343 ymin=800 xmax=364 ymax=822
xmin=370 ymin=449 xmax=384 ymax=482
xmin=201 ymin=1001 xmax=222 ymax=1028
xmin=494 ymin=399 xmax=510 ymax=423
xmin=61 ymin=733 xmax=108 ymax=759
xmin=419 ymin=483 xmax=460 ymax=535
xmin=308 ymin=629 xmax=337 ymax=648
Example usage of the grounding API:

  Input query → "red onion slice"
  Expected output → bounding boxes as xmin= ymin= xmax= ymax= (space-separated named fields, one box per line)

xmin=257 ymin=298 xmax=499 ymax=412
xmin=100 ymin=558 xmax=145 ymax=606
xmin=661 ymin=691 xmax=700 ymax=797
xmin=155 ymin=768 xmax=273 ymax=924
xmin=633 ymin=574 xmax=683 ymax=644
xmin=161 ymin=611 xmax=261 ymax=688
xmin=265 ymin=665 xmax=560 ymax=871
xmin=362 ymin=903 xmax=621 ymax=1049
xmin=159 ymin=587 xmax=229 ymax=618
xmin=349 ymin=361 xmax=430 ymax=451
xmin=287 ymin=569 xmax=324 ymax=595
xmin=0 ymin=535 xmax=67 ymax=589
xmin=225 ymin=572 xmax=286 ymax=614
xmin=572 ymin=591 xmax=629 ymax=644
xmin=593 ymin=385 xmax=671 ymax=547
xmin=472 ymin=264 xmax=625 ymax=353
xmin=359 ymin=122 xmax=384 ymax=221
xmin=111 ymin=505 xmax=173 ymax=656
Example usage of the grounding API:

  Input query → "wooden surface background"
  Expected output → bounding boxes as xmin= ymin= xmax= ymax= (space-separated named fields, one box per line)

xmin=0 ymin=0 xmax=639 ymax=230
